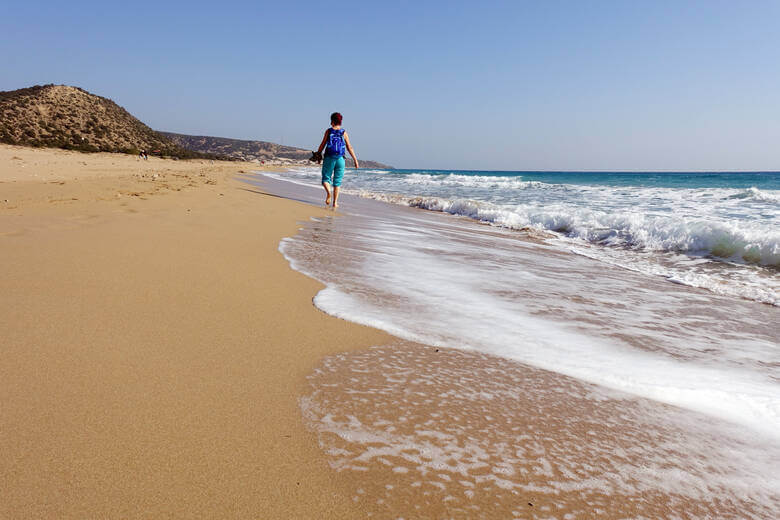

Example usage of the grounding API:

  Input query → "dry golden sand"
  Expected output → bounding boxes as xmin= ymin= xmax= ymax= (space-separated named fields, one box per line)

xmin=0 ymin=144 xmax=392 ymax=518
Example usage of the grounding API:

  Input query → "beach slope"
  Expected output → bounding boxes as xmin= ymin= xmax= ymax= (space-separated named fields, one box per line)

xmin=0 ymin=144 xmax=389 ymax=518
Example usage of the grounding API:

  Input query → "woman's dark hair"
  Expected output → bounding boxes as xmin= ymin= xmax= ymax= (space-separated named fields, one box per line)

xmin=330 ymin=112 xmax=343 ymax=125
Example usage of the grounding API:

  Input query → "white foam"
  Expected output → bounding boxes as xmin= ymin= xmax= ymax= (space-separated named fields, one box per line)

xmin=568 ymin=244 xmax=779 ymax=306
xmin=400 ymin=194 xmax=780 ymax=267
xmin=277 ymin=198 xmax=780 ymax=440
xmin=260 ymin=169 xmax=780 ymax=268
xmin=300 ymin=345 xmax=780 ymax=517
xmin=259 ymin=167 xmax=779 ymax=306
xmin=730 ymin=186 xmax=780 ymax=202
xmin=310 ymin=283 xmax=780 ymax=440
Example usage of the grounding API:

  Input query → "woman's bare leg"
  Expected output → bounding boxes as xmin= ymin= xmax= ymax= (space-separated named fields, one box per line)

xmin=322 ymin=182 xmax=332 ymax=205
xmin=332 ymin=186 xmax=340 ymax=208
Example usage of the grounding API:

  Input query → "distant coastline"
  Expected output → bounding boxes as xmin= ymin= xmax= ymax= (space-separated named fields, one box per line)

xmin=0 ymin=84 xmax=393 ymax=168
xmin=160 ymin=131 xmax=394 ymax=169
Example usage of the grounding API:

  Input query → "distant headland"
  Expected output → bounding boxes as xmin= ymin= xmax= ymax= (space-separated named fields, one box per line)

xmin=0 ymin=84 xmax=393 ymax=168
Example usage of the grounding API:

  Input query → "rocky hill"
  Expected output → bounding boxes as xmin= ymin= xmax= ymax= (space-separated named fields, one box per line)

xmin=0 ymin=85 xmax=219 ymax=159
xmin=0 ymin=84 xmax=393 ymax=168
xmin=161 ymin=132 xmax=393 ymax=169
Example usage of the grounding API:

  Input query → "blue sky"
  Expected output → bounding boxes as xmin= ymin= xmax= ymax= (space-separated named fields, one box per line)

xmin=3 ymin=1 xmax=779 ymax=170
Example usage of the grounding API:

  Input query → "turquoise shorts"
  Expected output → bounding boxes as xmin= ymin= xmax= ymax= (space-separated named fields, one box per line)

xmin=321 ymin=155 xmax=346 ymax=187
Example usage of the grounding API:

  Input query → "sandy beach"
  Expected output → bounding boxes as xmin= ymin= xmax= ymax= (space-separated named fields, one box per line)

xmin=2 ymin=144 xmax=777 ymax=519
xmin=0 ymin=144 xmax=392 ymax=518
xmin=4 ymin=2 xmax=779 ymax=517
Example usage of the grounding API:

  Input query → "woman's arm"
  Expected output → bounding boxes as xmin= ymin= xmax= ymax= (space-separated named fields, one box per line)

xmin=343 ymin=132 xmax=359 ymax=169
xmin=316 ymin=129 xmax=329 ymax=154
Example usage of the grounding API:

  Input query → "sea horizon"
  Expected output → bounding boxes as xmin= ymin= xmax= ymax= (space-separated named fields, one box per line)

xmin=6 ymin=0 xmax=780 ymax=516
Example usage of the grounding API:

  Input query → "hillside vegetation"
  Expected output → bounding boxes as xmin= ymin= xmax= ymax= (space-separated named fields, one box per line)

xmin=161 ymin=132 xmax=393 ymax=169
xmin=0 ymin=84 xmax=392 ymax=167
xmin=0 ymin=85 xmax=219 ymax=159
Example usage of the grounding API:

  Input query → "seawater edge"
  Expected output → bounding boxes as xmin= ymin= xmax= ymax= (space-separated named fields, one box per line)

xmin=247 ymin=173 xmax=779 ymax=518
xmin=247 ymin=172 xmax=779 ymax=435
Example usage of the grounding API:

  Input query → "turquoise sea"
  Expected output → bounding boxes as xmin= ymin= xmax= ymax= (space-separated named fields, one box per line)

xmin=385 ymin=169 xmax=780 ymax=189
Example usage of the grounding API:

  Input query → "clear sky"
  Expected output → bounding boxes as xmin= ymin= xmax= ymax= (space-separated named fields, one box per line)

xmin=3 ymin=1 xmax=779 ymax=170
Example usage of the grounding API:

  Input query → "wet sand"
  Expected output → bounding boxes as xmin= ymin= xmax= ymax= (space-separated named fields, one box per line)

xmin=301 ymin=343 xmax=778 ymax=519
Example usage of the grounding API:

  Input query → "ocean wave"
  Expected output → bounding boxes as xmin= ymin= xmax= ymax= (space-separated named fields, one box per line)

xmin=353 ymin=190 xmax=780 ymax=267
xmin=386 ymin=175 xmax=780 ymax=204
xmin=727 ymin=186 xmax=780 ymax=203
xmin=569 ymin=246 xmax=778 ymax=306
xmin=400 ymin=173 xmax=548 ymax=190
xmin=257 ymin=169 xmax=779 ymax=268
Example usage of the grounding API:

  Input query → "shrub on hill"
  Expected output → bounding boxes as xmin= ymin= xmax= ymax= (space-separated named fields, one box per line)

xmin=0 ymin=84 xmax=231 ymax=160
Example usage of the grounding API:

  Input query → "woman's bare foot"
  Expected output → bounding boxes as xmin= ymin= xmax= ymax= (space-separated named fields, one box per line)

xmin=333 ymin=202 xmax=339 ymax=209
xmin=322 ymin=183 xmax=332 ymax=206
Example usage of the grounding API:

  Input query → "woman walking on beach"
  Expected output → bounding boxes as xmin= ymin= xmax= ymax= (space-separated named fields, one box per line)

xmin=316 ymin=112 xmax=359 ymax=208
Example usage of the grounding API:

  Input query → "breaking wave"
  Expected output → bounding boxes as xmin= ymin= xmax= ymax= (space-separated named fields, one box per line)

xmin=258 ymin=168 xmax=779 ymax=304
xmin=355 ymin=190 xmax=780 ymax=267
xmin=728 ymin=186 xmax=780 ymax=203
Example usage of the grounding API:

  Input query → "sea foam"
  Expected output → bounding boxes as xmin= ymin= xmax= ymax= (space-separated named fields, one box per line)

xmin=274 ymin=191 xmax=780 ymax=439
xmin=248 ymin=170 xmax=780 ymax=515
xmin=263 ymin=167 xmax=779 ymax=305
xmin=367 ymin=192 xmax=780 ymax=267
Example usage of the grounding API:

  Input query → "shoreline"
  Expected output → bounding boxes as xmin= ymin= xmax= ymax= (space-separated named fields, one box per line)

xmin=261 ymin=167 xmax=779 ymax=307
xmin=254 ymin=171 xmax=780 ymax=518
xmin=0 ymin=144 xmax=392 ymax=517
xmin=3 ymin=145 xmax=777 ymax=518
